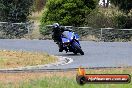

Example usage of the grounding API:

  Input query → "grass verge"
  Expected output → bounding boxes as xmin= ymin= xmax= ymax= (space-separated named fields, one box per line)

xmin=0 ymin=68 xmax=132 ymax=88
xmin=0 ymin=50 xmax=57 ymax=69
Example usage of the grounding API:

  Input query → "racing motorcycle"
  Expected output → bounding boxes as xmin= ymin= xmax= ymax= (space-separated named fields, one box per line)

xmin=58 ymin=30 xmax=84 ymax=55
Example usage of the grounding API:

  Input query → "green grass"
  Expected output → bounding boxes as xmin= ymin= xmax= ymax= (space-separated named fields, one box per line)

xmin=1 ymin=76 xmax=131 ymax=88
xmin=0 ymin=68 xmax=132 ymax=88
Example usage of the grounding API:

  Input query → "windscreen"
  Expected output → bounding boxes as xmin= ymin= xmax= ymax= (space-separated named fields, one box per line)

xmin=62 ymin=31 xmax=73 ymax=39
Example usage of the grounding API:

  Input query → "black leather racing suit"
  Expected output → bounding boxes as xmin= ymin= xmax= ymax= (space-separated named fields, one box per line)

xmin=52 ymin=27 xmax=71 ymax=52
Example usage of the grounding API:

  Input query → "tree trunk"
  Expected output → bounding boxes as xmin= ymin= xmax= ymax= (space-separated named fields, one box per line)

xmin=103 ymin=0 xmax=106 ymax=7
xmin=106 ymin=0 xmax=110 ymax=8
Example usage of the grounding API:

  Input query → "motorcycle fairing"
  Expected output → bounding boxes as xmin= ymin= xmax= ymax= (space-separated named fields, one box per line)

xmin=62 ymin=38 xmax=70 ymax=43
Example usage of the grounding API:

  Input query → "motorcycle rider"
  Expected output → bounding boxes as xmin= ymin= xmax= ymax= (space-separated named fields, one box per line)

xmin=52 ymin=23 xmax=72 ymax=52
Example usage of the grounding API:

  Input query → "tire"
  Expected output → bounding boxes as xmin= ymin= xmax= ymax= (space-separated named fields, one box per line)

xmin=73 ymin=51 xmax=77 ymax=55
xmin=72 ymin=41 xmax=84 ymax=55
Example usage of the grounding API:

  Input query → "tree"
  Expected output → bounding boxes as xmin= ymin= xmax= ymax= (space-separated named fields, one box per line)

xmin=0 ymin=0 xmax=33 ymax=22
xmin=110 ymin=0 xmax=132 ymax=14
xmin=110 ymin=0 xmax=132 ymax=29
xmin=41 ymin=0 xmax=97 ymax=27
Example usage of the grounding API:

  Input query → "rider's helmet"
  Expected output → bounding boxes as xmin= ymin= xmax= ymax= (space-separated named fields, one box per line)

xmin=52 ymin=23 xmax=60 ymax=29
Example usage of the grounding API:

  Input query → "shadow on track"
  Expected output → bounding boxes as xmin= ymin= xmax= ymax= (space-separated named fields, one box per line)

xmin=56 ymin=53 xmax=82 ymax=57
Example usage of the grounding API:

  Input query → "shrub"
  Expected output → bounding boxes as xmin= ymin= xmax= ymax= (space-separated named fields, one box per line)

xmin=114 ymin=15 xmax=132 ymax=29
xmin=40 ymin=0 xmax=98 ymax=35
xmin=0 ymin=0 xmax=33 ymax=22
xmin=85 ymin=9 xmax=116 ymax=28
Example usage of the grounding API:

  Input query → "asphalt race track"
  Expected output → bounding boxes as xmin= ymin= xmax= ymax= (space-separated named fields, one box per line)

xmin=0 ymin=39 xmax=132 ymax=70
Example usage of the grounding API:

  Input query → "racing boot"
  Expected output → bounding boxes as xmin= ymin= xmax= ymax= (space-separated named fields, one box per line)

xmin=57 ymin=42 xmax=63 ymax=52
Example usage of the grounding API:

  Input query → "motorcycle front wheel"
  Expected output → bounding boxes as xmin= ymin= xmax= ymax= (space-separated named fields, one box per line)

xmin=72 ymin=41 xmax=84 ymax=55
